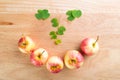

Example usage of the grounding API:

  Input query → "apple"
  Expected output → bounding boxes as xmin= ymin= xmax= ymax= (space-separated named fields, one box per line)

xmin=30 ymin=48 xmax=48 ymax=67
xmin=64 ymin=50 xmax=84 ymax=69
xmin=18 ymin=35 xmax=35 ymax=54
xmin=80 ymin=36 xmax=99 ymax=56
xmin=46 ymin=56 xmax=64 ymax=73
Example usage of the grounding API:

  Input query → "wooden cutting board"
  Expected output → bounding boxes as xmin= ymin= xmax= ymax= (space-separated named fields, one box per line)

xmin=0 ymin=0 xmax=120 ymax=80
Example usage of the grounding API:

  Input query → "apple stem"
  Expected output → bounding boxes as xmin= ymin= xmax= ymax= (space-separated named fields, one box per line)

xmin=23 ymin=42 xmax=27 ymax=45
xmin=22 ymin=34 xmax=25 ymax=37
xmin=38 ymin=50 xmax=45 ymax=58
xmin=93 ymin=36 xmax=99 ymax=47
xmin=41 ymin=50 xmax=45 ymax=55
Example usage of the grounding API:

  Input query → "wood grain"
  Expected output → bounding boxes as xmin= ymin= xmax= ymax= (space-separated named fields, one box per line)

xmin=0 ymin=0 xmax=120 ymax=80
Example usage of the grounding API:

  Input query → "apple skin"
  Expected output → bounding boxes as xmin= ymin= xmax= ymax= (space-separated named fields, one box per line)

xmin=18 ymin=36 xmax=35 ymax=54
xmin=64 ymin=50 xmax=84 ymax=69
xmin=80 ymin=38 xmax=99 ymax=56
xmin=46 ymin=56 xmax=64 ymax=73
xmin=30 ymin=48 xmax=48 ymax=67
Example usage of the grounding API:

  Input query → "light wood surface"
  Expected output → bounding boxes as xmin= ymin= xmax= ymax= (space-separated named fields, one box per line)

xmin=0 ymin=0 xmax=120 ymax=80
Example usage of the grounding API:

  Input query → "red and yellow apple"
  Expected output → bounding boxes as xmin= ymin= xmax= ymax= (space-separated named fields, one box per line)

xmin=46 ymin=56 xmax=64 ymax=73
xmin=64 ymin=50 xmax=84 ymax=69
xmin=80 ymin=36 xmax=99 ymax=56
xmin=18 ymin=35 xmax=35 ymax=54
xmin=30 ymin=48 xmax=48 ymax=67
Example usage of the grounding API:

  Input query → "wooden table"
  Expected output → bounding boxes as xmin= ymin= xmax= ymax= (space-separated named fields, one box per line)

xmin=0 ymin=0 xmax=120 ymax=80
